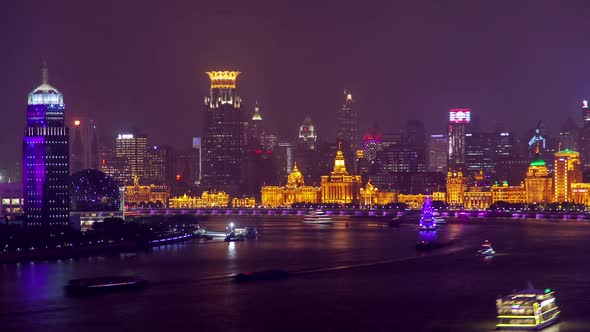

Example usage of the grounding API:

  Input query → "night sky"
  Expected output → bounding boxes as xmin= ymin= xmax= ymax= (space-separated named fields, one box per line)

xmin=2 ymin=1 xmax=590 ymax=170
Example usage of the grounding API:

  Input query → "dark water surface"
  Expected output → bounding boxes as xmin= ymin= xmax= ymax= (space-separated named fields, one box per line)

xmin=1 ymin=216 xmax=590 ymax=332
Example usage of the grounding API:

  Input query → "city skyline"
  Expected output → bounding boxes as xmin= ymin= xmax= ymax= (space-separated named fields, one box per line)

xmin=2 ymin=1 xmax=590 ymax=171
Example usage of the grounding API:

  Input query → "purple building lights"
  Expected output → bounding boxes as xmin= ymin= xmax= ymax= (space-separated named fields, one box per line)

xmin=23 ymin=63 xmax=70 ymax=227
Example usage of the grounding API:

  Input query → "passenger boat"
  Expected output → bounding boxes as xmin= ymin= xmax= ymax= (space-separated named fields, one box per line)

xmin=477 ymin=240 xmax=496 ymax=256
xmin=65 ymin=276 xmax=148 ymax=296
xmin=496 ymin=284 xmax=560 ymax=330
xmin=224 ymin=231 xmax=245 ymax=242
xmin=419 ymin=196 xmax=436 ymax=231
xmin=302 ymin=210 xmax=334 ymax=225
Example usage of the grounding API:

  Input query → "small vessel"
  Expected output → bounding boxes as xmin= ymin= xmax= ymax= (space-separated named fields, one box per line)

xmin=496 ymin=284 xmax=560 ymax=330
xmin=435 ymin=216 xmax=446 ymax=224
xmin=224 ymin=231 xmax=245 ymax=242
xmin=477 ymin=240 xmax=496 ymax=256
xmin=65 ymin=276 xmax=148 ymax=296
xmin=419 ymin=196 xmax=436 ymax=231
xmin=389 ymin=217 xmax=401 ymax=228
xmin=416 ymin=240 xmax=442 ymax=251
xmin=302 ymin=210 xmax=334 ymax=225
xmin=243 ymin=226 xmax=258 ymax=239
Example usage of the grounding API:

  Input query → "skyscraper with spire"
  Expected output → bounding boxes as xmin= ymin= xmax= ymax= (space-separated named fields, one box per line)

xmin=336 ymin=90 xmax=359 ymax=152
xmin=23 ymin=62 xmax=70 ymax=227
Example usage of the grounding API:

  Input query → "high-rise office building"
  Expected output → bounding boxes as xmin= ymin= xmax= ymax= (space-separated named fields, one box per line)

xmin=115 ymin=133 xmax=147 ymax=184
xmin=427 ymin=134 xmax=448 ymax=173
xmin=558 ymin=118 xmax=578 ymax=151
xmin=145 ymin=145 xmax=171 ymax=184
xmin=578 ymin=100 xmax=590 ymax=170
xmin=465 ymin=132 xmax=496 ymax=174
xmin=201 ymin=71 xmax=245 ymax=195
xmin=70 ymin=118 xmax=99 ymax=173
xmin=336 ymin=90 xmax=359 ymax=152
xmin=192 ymin=137 xmax=202 ymax=185
xmin=448 ymin=109 xmax=470 ymax=170
xmin=298 ymin=116 xmax=317 ymax=150
xmin=554 ymin=149 xmax=582 ymax=203
xmin=23 ymin=63 xmax=70 ymax=227
xmin=363 ymin=127 xmax=383 ymax=162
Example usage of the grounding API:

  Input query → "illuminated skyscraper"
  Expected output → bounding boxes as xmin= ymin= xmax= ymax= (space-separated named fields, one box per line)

xmin=553 ymin=149 xmax=582 ymax=203
xmin=363 ymin=127 xmax=383 ymax=162
xmin=23 ymin=63 xmax=70 ymax=227
xmin=336 ymin=90 xmax=359 ymax=152
xmin=70 ymin=118 xmax=99 ymax=173
xmin=115 ymin=134 xmax=147 ymax=184
xmin=298 ymin=116 xmax=317 ymax=150
xmin=428 ymin=134 xmax=448 ymax=173
xmin=448 ymin=109 xmax=470 ymax=170
xmin=578 ymin=100 xmax=590 ymax=170
xmin=192 ymin=137 xmax=202 ymax=185
xmin=201 ymin=71 xmax=245 ymax=195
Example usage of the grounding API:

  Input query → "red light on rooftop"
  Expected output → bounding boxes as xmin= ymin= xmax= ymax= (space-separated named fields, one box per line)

xmin=255 ymin=150 xmax=262 ymax=154
xmin=176 ymin=174 xmax=181 ymax=181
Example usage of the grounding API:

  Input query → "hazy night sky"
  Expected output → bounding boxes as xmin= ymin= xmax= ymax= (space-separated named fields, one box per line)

xmin=2 ymin=1 xmax=590 ymax=171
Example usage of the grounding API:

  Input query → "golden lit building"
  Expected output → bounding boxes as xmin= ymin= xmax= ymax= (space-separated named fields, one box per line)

xmin=554 ymin=149 xmax=582 ymax=203
xmin=571 ymin=183 xmax=590 ymax=206
xmin=125 ymin=176 xmax=170 ymax=206
xmin=525 ymin=151 xmax=552 ymax=204
xmin=232 ymin=197 xmax=256 ymax=208
xmin=397 ymin=194 xmax=429 ymax=210
xmin=463 ymin=187 xmax=492 ymax=210
xmin=432 ymin=192 xmax=446 ymax=202
xmin=260 ymin=162 xmax=321 ymax=208
xmin=168 ymin=191 xmax=229 ymax=208
xmin=320 ymin=144 xmax=362 ymax=204
xmin=359 ymin=180 xmax=396 ymax=206
xmin=446 ymin=170 xmax=465 ymax=206
xmin=491 ymin=181 xmax=526 ymax=204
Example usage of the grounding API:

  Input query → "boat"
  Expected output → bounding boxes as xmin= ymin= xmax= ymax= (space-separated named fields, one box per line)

xmin=389 ymin=217 xmax=401 ymax=228
xmin=243 ymin=226 xmax=258 ymax=239
xmin=496 ymin=284 xmax=560 ymax=330
xmin=65 ymin=276 xmax=148 ymax=296
xmin=435 ymin=216 xmax=446 ymax=224
xmin=477 ymin=240 xmax=496 ymax=256
xmin=416 ymin=240 xmax=442 ymax=251
xmin=302 ymin=210 xmax=334 ymax=224
xmin=224 ymin=231 xmax=245 ymax=242
xmin=419 ymin=196 xmax=436 ymax=231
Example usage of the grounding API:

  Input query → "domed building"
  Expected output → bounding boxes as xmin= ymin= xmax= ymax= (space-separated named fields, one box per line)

xmin=261 ymin=162 xmax=321 ymax=207
xmin=71 ymin=169 xmax=121 ymax=212
xmin=525 ymin=148 xmax=552 ymax=204
xmin=320 ymin=144 xmax=362 ymax=204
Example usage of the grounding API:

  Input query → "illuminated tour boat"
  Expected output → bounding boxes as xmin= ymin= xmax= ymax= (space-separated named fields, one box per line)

xmin=302 ymin=210 xmax=334 ymax=224
xmin=418 ymin=196 xmax=436 ymax=231
xmin=496 ymin=285 xmax=560 ymax=330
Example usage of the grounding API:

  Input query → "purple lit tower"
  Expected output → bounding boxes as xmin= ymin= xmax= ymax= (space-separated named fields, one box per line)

xmin=419 ymin=196 xmax=436 ymax=231
xmin=23 ymin=62 xmax=70 ymax=227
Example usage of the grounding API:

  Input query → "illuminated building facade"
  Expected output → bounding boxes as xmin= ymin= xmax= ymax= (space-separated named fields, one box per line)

xmin=359 ymin=180 xmax=395 ymax=206
xmin=491 ymin=181 xmax=526 ymax=204
xmin=446 ymin=170 xmax=465 ymax=206
xmin=320 ymin=145 xmax=362 ymax=204
xmin=465 ymin=132 xmax=496 ymax=175
xmin=145 ymin=145 xmax=171 ymax=184
xmin=579 ymin=100 xmax=590 ymax=170
xmin=448 ymin=109 xmax=470 ymax=170
xmin=571 ymin=183 xmax=590 ymax=206
xmin=336 ymin=90 xmax=359 ymax=152
xmin=554 ymin=149 xmax=582 ymax=203
xmin=525 ymin=150 xmax=552 ymax=204
xmin=201 ymin=71 xmax=244 ymax=196
xmin=115 ymin=134 xmax=147 ymax=184
xmin=23 ymin=63 xmax=70 ymax=227
xmin=70 ymin=118 xmax=99 ymax=173
xmin=558 ymin=118 xmax=578 ymax=152
xmin=232 ymin=197 xmax=256 ymax=208
xmin=168 ymin=191 xmax=230 ymax=208
xmin=0 ymin=183 xmax=23 ymax=221
xmin=397 ymin=194 xmax=430 ymax=210
xmin=124 ymin=177 xmax=170 ymax=206
xmin=192 ymin=137 xmax=202 ymax=185
xmin=363 ymin=127 xmax=382 ymax=162
xmin=463 ymin=187 xmax=492 ymax=210
xmin=427 ymin=134 xmax=448 ymax=173
xmin=260 ymin=162 xmax=321 ymax=207
xmin=298 ymin=116 xmax=317 ymax=150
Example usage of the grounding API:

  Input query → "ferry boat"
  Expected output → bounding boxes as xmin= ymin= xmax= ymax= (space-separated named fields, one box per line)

xmin=477 ymin=240 xmax=496 ymax=256
xmin=302 ymin=210 xmax=334 ymax=225
xmin=65 ymin=276 xmax=148 ymax=296
xmin=496 ymin=284 xmax=560 ymax=330
xmin=419 ymin=196 xmax=436 ymax=231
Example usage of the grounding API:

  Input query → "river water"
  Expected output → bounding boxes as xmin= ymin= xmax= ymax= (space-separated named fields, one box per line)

xmin=1 ymin=216 xmax=590 ymax=332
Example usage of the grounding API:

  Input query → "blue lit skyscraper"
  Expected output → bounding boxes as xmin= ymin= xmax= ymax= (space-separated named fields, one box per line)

xmin=23 ymin=63 xmax=70 ymax=227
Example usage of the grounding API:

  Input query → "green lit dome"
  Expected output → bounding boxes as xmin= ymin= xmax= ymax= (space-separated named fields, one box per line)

xmin=530 ymin=158 xmax=546 ymax=167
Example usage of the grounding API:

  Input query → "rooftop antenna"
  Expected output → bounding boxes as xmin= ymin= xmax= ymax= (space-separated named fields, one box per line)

xmin=41 ymin=58 xmax=48 ymax=84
